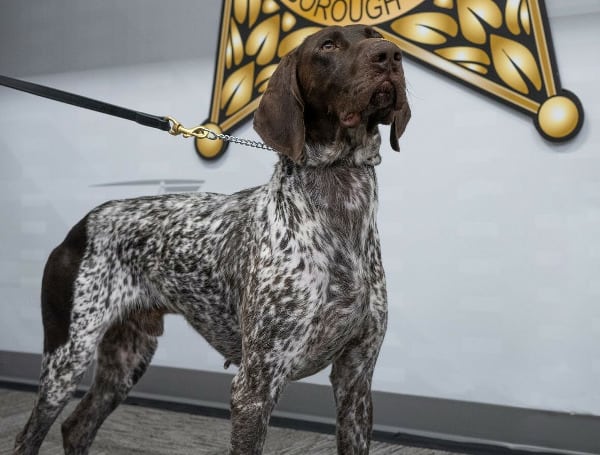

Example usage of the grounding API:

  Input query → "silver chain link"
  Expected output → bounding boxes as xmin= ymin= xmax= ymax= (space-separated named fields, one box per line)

xmin=166 ymin=117 xmax=274 ymax=151
xmin=209 ymin=130 xmax=274 ymax=151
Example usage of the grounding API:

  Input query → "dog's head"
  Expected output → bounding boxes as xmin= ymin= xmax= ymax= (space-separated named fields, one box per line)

xmin=254 ymin=24 xmax=411 ymax=164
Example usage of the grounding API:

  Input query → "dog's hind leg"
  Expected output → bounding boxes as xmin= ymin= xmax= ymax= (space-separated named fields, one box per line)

xmin=14 ymin=218 xmax=115 ymax=455
xmin=13 ymin=335 xmax=103 ymax=455
xmin=61 ymin=312 xmax=161 ymax=454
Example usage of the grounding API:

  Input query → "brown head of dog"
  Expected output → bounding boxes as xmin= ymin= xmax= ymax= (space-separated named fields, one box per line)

xmin=254 ymin=24 xmax=410 ymax=164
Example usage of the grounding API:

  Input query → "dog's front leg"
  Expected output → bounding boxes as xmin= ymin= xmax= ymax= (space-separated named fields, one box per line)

xmin=229 ymin=366 xmax=285 ymax=455
xmin=330 ymin=322 xmax=386 ymax=455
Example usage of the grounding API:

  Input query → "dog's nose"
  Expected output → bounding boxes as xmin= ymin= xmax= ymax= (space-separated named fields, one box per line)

xmin=369 ymin=40 xmax=402 ymax=72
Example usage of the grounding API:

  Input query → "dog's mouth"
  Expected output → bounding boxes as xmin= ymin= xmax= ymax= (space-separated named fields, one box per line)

xmin=339 ymin=81 xmax=397 ymax=128
xmin=370 ymin=81 xmax=396 ymax=109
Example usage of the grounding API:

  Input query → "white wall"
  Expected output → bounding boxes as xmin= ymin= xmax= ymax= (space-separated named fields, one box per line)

xmin=376 ymin=12 xmax=600 ymax=415
xmin=1 ymin=10 xmax=599 ymax=417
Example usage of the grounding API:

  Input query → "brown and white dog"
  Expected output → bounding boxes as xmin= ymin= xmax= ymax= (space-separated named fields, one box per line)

xmin=15 ymin=24 xmax=410 ymax=454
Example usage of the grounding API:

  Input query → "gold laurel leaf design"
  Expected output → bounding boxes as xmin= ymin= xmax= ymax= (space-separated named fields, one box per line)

xmin=233 ymin=0 xmax=247 ymax=24
xmin=246 ymin=15 xmax=281 ymax=66
xmin=255 ymin=64 xmax=278 ymax=90
xmin=230 ymin=19 xmax=244 ymax=66
xmin=520 ymin=0 xmax=531 ymax=35
xmin=278 ymin=27 xmax=323 ymax=58
xmin=221 ymin=62 xmax=255 ymax=116
xmin=282 ymin=11 xmax=296 ymax=32
xmin=505 ymin=0 xmax=522 ymax=35
xmin=435 ymin=46 xmax=491 ymax=65
xmin=249 ymin=0 xmax=261 ymax=26
xmin=434 ymin=0 xmax=454 ymax=8
xmin=490 ymin=34 xmax=542 ymax=94
xmin=391 ymin=13 xmax=458 ymax=45
xmin=505 ymin=0 xmax=530 ymax=35
xmin=226 ymin=39 xmax=233 ymax=69
xmin=262 ymin=0 xmax=279 ymax=14
xmin=459 ymin=62 xmax=488 ymax=74
xmin=457 ymin=0 xmax=502 ymax=44
xmin=256 ymin=80 xmax=269 ymax=94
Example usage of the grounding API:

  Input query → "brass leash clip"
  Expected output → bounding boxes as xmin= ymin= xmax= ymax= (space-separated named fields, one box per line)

xmin=166 ymin=116 xmax=215 ymax=140
xmin=165 ymin=116 xmax=273 ymax=152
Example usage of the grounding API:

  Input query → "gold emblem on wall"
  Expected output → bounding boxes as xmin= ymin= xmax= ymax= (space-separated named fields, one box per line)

xmin=195 ymin=0 xmax=584 ymax=160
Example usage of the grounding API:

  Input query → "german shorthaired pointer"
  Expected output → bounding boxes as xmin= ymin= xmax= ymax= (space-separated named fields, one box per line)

xmin=15 ymin=24 xmax=410 ymax=454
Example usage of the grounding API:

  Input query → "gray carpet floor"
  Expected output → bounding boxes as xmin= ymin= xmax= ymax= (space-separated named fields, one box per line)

xmin=1 ymin=387 xmax=458 ymax=454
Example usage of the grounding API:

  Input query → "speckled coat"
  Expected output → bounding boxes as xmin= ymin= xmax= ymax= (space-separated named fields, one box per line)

xmin=15 ymin=24 xmax=410 ymax=455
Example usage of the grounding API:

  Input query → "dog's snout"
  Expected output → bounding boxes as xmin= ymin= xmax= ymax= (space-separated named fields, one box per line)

xmin=369 ymin=41 xmax=402 ymax=71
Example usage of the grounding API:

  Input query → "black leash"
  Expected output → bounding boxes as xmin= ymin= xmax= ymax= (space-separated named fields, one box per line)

xmin=0 ymin=74 xmax=275 ymax=150
xmin=0 ymin=74 xmax=171 ymax=132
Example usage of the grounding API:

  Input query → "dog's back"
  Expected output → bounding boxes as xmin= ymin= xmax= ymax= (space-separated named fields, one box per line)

xmin=74 ymin=188 xmax=270 ymax=359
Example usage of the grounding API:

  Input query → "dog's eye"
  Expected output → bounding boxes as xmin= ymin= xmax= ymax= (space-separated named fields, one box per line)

xmin=320 ymin=40 xmax=336 ymax=51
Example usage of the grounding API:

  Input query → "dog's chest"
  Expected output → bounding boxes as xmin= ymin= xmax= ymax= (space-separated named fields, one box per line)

xmin=265 ymin=221 xmax=376 ymax=379
xmin=250 ymin=166 xmax=379 ymax=377
xmin=266 ymin=165 xmax=377 ymax=302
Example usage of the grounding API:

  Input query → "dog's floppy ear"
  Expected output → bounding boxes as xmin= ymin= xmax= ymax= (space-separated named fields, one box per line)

xmin=254 ymin=51 xmax=305 ymax=162
xmin=389 ymin=101 xmax=411 ymax=152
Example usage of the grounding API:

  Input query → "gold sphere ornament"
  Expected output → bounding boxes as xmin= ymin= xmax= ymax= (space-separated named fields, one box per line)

xmin=535 ymin=91 xmax=584 ymax=142
xmin=194 ymin=122 xmax=227 ymax=160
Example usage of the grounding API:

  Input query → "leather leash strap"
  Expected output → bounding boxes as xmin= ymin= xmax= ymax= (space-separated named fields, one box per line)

xmin=0 ymin=74 xmax=171 ymax=132
xmin=0 ymin=74 xmax=273 ymax=149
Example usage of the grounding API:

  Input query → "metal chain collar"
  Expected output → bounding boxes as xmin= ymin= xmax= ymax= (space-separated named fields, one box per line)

xmin=166 ymin=116 xmax=274 ymax=151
